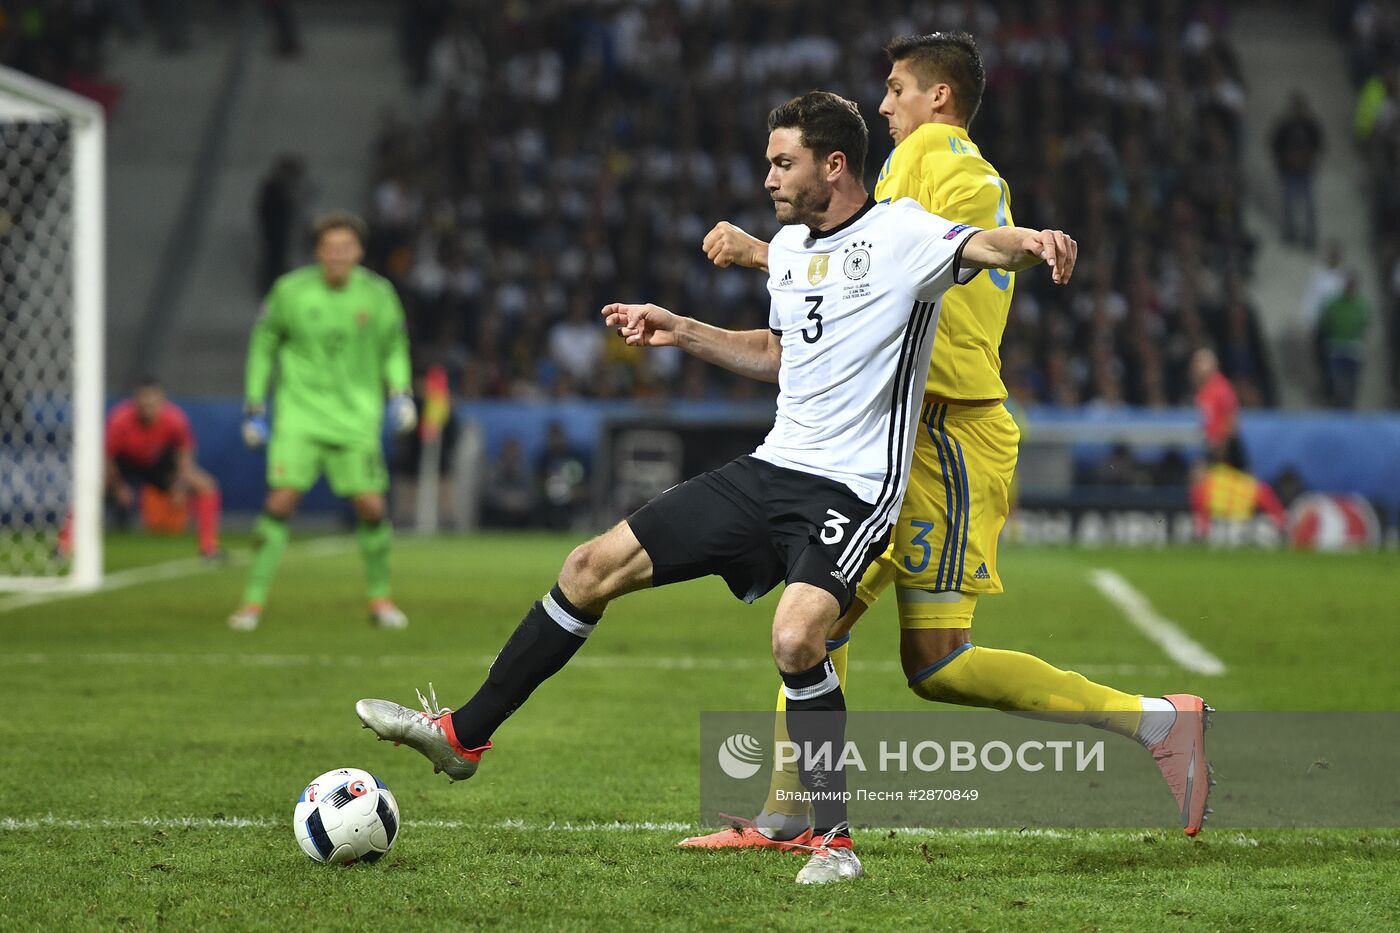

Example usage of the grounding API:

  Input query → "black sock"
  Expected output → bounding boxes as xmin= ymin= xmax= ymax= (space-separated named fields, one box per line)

xmin=451 ymin=583 xmax=600 ymax=748
xmin=780 ymin=655 xmax=849 ymax=838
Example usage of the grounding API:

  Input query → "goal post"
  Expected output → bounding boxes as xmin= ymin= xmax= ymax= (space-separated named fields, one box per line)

xmin=0 ymin=65 xmax=105 ymax=591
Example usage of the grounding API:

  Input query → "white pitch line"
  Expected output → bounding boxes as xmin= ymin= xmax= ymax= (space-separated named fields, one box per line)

xmin=0 ymin=650 xmax=1167 ymax=679
xmin=2 ymin=812 xmax=1321 ymax=840
xmin=0 ymin=816 xmax=694 ymax=832
xmin=1088 ymin=568 xmax=1227 ymax=676
xmin=0 ymin=536 xmax=361 ymax=617
xmin=4 ymin=818 xmax=1382 ymax=847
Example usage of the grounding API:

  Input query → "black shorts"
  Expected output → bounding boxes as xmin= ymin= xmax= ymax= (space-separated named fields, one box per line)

xmin=115 ymin=449 xmax=179 ymax=492
xmin=627 ymin=455 xmax=891 ymax=613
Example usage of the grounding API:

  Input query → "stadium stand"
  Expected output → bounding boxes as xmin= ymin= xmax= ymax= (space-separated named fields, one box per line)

xmin=0 ymin=0 xmax=123 ymax=107
xmin=368 ymin=1 xmax=1273 ymax=409
xmin=1342 ymin=0 xmax=1400 ymax=396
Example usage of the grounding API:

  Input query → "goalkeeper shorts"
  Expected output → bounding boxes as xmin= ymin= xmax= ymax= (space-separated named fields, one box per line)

xmin=267 ymin=432 xmax=388 ymax=496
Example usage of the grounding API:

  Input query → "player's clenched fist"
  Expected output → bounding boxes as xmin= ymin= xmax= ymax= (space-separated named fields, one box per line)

xmin=601 ymin=302 xmax=682 ymax=347
xmin=702 ymin=221 xmax=768 ymax=271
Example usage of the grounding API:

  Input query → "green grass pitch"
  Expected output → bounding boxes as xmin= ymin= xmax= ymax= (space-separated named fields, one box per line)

xmin=2 ymin=532 xmax=1398 ymax=931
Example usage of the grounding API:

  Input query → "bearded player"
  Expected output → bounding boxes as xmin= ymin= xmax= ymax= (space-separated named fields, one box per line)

xmin=687 ymin=33 xmax=1211 ymax=847
xmin=228 ymin=212 xmax=417 ymax=631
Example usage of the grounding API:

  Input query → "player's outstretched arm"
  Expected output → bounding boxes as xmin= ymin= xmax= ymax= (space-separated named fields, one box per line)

xmin=702 ymin=222 xmax=769 ymax=273
xmin=963 ymin=226 xmax=1078 ymax=285
xmin=601 ymin=302 xmax=781 ymax=383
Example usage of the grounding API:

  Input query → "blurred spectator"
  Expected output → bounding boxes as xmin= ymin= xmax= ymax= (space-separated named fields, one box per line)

xmin=263 ymin=0 xmax=303 ymax=59
xmin=480 ymin=436 xmax=535 ymax=528
xmin=1094 ymin=442 xmax=1150 ymax=487
xmin=1273 ymin=465 xmax=1307 ymax=509
xmin=1303 ymin=242 xmax=1348 ymax=397
xmin=1153 ymin=448 xmax=1191 ymax=487
xmin=256 ymin=154 xmax=309 ymax=293
xmin=537 ymin=421 xmax=587 ymax=531
xmin=548 ymin=299 xmax=605 ymax=388
xmin=399 ymin=0 xmax=452 ymax=88
xmin=1320 ymin=272 xmax=1371 ymax=408
xmin=1270 ymin=91 xmax=1326 ymax=250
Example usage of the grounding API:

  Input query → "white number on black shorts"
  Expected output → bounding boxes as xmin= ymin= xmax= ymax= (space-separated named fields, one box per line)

xmin=820 ymin=509 xmax=850 ymax=544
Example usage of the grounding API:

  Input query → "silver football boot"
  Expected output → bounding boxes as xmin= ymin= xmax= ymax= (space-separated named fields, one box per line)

xmin=355 ymin=684 xmax=487 ymax=782
xmin=794 ymin=824 xmax=864 ymax=884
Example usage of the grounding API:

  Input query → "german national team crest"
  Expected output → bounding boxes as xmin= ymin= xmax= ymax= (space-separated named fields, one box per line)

xmin=807 ymin=255 xmax=830 ymax=285
xmin=843 ymin=241 xmax=872 ymax=280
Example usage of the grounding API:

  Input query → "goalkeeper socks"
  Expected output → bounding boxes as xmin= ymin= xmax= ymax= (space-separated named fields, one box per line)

xmin=908 ymin=643 xmax=1144 ymax=738
xmin=780 ymin=655 xmax=849 ymax=838
xmin=356 ymin=519 xmax=392 ymax=600
xmin=451 ymin=583 xmax=600 ymax=749
xmin=764 ymin=634 xmax=850 ymax=821
xmin=242 ymin=513 xmax=290 ymax=606
xmin=195 ymin=490 xmax=221 ymax=555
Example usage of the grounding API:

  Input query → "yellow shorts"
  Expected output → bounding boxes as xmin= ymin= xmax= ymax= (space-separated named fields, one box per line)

xmin=855 ymin=401 xmax=1020 ymax=629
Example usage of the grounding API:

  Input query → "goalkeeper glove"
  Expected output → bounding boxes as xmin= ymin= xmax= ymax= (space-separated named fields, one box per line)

xmin=388 ymin=393 xmax=417 ymax=435
xmin=241 ymin=405 xmax=269 ymax=448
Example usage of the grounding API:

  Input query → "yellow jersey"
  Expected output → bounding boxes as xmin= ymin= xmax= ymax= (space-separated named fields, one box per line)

xmin=873 ymin=122 xmax=1014 ymax=401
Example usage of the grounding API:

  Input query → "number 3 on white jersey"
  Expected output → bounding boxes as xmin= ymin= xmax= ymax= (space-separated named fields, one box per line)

xmin=820 ymin=509 xmax=850 ymax=544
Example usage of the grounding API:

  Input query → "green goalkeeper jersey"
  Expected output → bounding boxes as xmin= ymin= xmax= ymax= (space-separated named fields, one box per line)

xmin=245 ymin=265 xmax=411 ymax=445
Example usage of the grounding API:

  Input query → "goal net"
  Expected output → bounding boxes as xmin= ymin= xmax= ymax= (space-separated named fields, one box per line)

xmin=0 ymin=66 xmax=104 ymax=591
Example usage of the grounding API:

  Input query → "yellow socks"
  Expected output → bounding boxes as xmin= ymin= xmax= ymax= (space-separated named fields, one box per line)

xmin=909 ymin=643 xmax=1143 ymax=738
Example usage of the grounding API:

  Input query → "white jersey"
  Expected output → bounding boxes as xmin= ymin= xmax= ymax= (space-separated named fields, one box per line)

xmin=751 ymin=197 xmax=981 ymax=545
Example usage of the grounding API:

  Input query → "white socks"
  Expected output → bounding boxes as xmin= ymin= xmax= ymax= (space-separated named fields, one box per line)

xmin=1135 ymin=696 xmax=1178 ymax=746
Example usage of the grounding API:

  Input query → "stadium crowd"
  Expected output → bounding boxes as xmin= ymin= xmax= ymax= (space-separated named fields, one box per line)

xmin=1342 ymin=0 xmax=1400 ymax=397
xmin=375 ymin=0 xmax=1274 ymax=409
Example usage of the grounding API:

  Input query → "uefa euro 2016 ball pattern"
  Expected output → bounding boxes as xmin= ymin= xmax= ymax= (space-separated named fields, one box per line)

xmin=294 ymin=768 xmax=400 ymax=864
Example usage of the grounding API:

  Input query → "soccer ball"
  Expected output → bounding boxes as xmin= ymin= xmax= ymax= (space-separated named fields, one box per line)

xmin=293 ymin=767 xmax=400 ymax=865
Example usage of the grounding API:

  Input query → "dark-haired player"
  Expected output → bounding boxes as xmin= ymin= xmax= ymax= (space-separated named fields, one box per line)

xmin=356 ymin=90 xmax=1077 ymax=884
xmin=229 ymin=211 xmax=416 ymax=631
xmin=696 ymin=32 xmax=1212 ymax=847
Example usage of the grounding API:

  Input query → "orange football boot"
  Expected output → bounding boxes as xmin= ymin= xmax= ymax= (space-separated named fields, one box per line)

xmin=678 ymin=814 xmax=814 ymax=851
xmin=1148 ymin=694 xmax=1215 ymax=836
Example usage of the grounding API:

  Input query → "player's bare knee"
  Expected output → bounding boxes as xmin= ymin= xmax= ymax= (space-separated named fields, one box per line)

xmin=354 ymin=495 xmax=385 ymax=524
xmin=559 ymin=538 xmax=611 ymax=604
xmin=264 ymin=489 xmax=298 ymax=520
xmin=771 ymin=618 xmax=827 ymax=673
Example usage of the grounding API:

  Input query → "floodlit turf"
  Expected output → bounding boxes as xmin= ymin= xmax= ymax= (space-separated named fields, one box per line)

xmin=2 ymin=532 xmax=1398 ymax=931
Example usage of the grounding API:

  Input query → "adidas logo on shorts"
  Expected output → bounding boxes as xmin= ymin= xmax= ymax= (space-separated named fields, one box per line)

xmin=973 ymin=562 xmax=990 ymax=580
